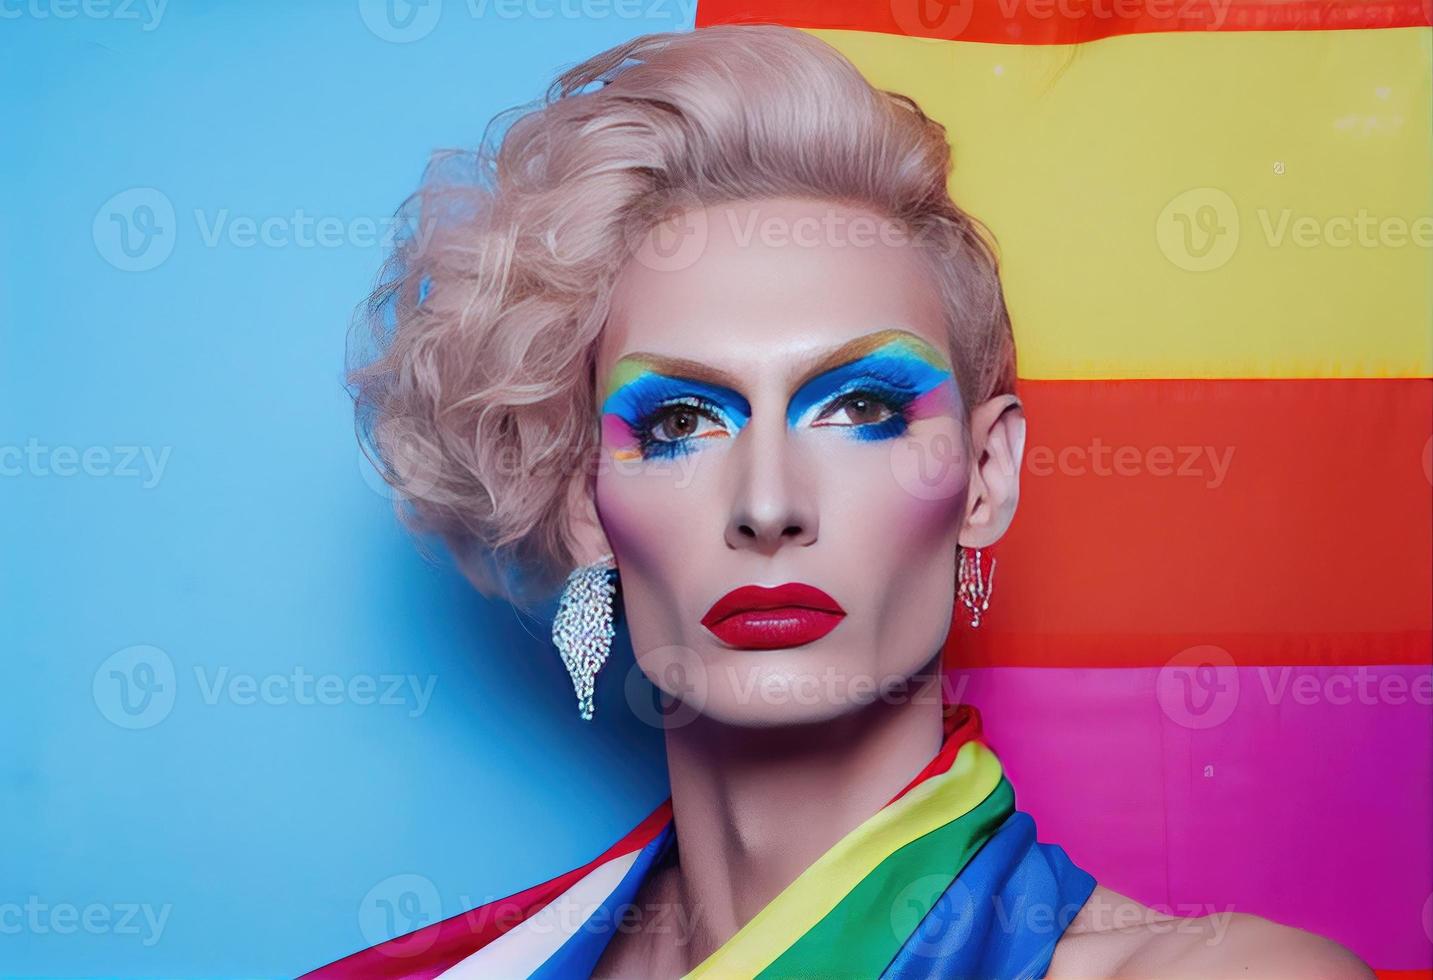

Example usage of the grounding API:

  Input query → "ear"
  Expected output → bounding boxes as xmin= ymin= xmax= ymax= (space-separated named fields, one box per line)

xmin=563 ymin=471 xmax=615 ymax=568
xmin=959 ymin=393 xmax=1027 ymax=550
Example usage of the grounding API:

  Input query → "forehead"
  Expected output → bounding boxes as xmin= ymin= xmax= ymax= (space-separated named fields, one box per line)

xmin=600 ymin=197 xmax=949 ymax=384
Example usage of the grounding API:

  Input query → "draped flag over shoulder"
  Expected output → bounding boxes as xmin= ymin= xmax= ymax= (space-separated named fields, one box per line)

xmin=686 ymin=0 xmax=1433 ymax=975
xmin=300 ymin=704 xmax=1096 ymax=979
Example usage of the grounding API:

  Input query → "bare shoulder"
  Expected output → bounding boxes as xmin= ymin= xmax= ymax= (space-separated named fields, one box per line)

xmin=1048 ymin=885 xmax=1373 ymax=979
xmin=1119 ymin=908 xmax=1375 ymax=979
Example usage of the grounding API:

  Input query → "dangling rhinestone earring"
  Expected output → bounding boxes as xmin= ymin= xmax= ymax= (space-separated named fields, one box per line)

xmin=957 ymin=547 xmax=997 ymax=628
xmin=551 ymin=552 xmax=619 ymax=721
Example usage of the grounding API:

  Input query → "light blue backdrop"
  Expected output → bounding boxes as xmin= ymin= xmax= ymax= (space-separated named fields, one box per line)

xmin=1 ymin=2 xmax=692 ymax=974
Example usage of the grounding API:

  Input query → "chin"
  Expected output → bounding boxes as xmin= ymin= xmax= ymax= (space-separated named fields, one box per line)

xmin=639 ymin=637 xmax=930 ymax=729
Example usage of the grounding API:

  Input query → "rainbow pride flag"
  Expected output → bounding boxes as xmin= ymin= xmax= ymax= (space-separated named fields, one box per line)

xmin=685 ymin=0 xmax=1432 ymax=975
xmin=300 ymin=705 xmax=1097 ymax=977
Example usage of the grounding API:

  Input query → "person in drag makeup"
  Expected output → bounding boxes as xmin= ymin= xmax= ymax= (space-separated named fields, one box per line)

xmin=306 ymin=24 xmax=1372 ymax=980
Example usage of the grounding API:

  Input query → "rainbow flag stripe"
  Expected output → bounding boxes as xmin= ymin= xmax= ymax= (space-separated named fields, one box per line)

xmin=300 ymin=706 xmax=1096 ymax=978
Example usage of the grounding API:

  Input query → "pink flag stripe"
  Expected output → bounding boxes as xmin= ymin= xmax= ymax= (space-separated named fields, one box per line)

xmin=948 ymin=665 xmax=1433 ymax=970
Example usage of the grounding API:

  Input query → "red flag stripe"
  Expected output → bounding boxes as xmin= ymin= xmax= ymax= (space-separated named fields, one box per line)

xmin=945 ymin=378 xmax=1432 ymax=668
xmin=695 ymin=0 xmax=1433 ymax=43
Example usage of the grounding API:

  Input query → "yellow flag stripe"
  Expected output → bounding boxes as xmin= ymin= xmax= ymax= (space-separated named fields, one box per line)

xmin=682 ymin=740 xmax=1003 ymax=979
xmin=811 ymin=26 xmax=1433 ymax=379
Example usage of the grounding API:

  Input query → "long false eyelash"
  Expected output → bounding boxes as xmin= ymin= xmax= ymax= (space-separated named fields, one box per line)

xmin=814 ymin=388 xmax=916 ymax=442
xmin=808 ymin=362 xmax=930 ymax=440
xmin=812 ymin=367 xmax=921 ymax=423
xmin=626 ymin=361 xmax=933 ymax=458
xmin=816 ymin=387 xmax=911 ymax=421
xmin=630 ymin=395 xmax=728 ymax=458
xmin=813 ymin=392 xmax=911 ymax=447
xmin=841 ymin=359 xmax=926 ymax=394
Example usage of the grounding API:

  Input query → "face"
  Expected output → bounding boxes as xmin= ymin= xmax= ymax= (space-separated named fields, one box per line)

xmin=592 ymin=197 xmax=975 ymax=728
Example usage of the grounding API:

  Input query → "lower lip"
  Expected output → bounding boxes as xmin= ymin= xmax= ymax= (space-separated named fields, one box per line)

xmin=704 ymin=607 xmax=845 ymax=650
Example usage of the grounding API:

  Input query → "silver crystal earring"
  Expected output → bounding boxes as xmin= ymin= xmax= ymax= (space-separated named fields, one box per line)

xmin=551 ymin=551 xmax=619 ymax=721
xmin=957 ymin=546 xmax=997 ymax=628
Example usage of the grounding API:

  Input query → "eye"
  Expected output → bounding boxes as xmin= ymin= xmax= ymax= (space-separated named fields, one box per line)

xmin=634 ymin=398 xmax=732 ymax=456
xmin=651 ymin=403 xmax=723 ymax=441
xmin=811 ymin=390 xmax=902 ymax=428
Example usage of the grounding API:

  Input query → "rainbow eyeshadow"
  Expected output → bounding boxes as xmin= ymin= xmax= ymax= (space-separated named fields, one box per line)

xmin=601 ymin=330 xmax=955 ymax=461
xmin=786 ymin=330 xmax=956 ymax=441
xmin=601 ymin=357 xmax=752 ymax=462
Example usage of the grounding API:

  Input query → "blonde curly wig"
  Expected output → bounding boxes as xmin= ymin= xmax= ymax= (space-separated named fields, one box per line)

xmin=348 ymin=24 xmax=1017 ymax=612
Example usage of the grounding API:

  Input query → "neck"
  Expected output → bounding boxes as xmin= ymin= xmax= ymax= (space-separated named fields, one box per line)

xmin=658 ymin=661 xmax=945 ymax=971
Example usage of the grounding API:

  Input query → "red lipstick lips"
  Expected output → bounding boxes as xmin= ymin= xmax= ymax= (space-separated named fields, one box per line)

xmin=700 ymin=582 xmax=846 ymax=650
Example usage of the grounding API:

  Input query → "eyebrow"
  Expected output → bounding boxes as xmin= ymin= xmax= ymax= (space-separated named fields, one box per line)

xmin=605 ymin=327 xmax=950 ymax=399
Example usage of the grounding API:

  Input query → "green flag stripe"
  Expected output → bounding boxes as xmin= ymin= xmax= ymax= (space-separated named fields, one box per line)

xmin=756 ymin=777 xmax=1016 ymax=979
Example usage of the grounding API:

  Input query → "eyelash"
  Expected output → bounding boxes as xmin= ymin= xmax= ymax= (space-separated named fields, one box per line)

xmin=630 ymin=379 xmax=917 ymax=459
xmin=815 ymin=388 xmax=908 ymax=424
xmin=632 ymin=396 xmax=728 ymax=460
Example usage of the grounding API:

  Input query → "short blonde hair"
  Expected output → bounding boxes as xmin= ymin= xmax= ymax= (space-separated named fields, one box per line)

xmin=349 ymin=24 xmax=1017 ymax=611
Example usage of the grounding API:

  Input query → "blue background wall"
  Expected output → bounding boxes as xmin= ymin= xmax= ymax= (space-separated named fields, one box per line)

xmin=1 ymin=2 xmax=689 ymax=974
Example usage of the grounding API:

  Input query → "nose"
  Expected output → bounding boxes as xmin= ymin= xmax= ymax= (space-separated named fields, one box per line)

xmin=723 ymin=415 xmax=818 ymax=555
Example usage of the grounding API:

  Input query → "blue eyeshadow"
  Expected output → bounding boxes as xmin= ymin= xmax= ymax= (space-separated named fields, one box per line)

xmin=786 ymin=351 xmax=948 ymax=428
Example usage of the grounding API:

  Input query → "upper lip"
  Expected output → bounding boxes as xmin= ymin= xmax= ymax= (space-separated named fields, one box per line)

xmin=700 ymin=582 xmax=846 ymax=627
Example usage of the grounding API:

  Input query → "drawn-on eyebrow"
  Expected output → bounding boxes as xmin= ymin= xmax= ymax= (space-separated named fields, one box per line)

xmin=602 ymin=353 xmax=744 ymax=403
xmin=605 ymin=328 xmax=950 ymax=404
